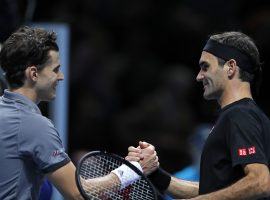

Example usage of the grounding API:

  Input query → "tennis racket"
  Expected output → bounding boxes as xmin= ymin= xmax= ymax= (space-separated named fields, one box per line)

xmin=75 ymin=151 xmax=159 ymax=200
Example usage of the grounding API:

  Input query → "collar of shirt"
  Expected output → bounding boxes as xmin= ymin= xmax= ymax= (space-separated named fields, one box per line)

xmin=2 ymin=89 xmax=41 ymax=115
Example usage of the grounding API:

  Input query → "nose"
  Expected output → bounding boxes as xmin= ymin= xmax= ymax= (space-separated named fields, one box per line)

xmin=196 ymin=70 xmax=204 ymax=82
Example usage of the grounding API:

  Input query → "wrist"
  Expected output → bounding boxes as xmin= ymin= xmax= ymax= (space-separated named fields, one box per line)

xmin=112 ymin=161 xmax=142 ymax=189
xmin=147 ymin=167 xmax=171 ymax=192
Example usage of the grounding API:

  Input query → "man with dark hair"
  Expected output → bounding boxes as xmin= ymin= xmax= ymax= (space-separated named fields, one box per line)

xmin=0 ymin=44 xmax=7 ymax=95
xmin=129 ymin=31 xmax=270 ymax=199
xmin=0 ymin=26 xmax=59 ymax=90
xmin=0 ymin=26 xmax=80 ymax=200
xmin=0 ymin=68 xmax=7 ymax=95
xmin=0 ymin=26 xmax=158 ymax=199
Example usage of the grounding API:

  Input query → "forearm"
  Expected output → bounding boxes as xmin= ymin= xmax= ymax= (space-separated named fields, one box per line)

xmin=83 ymin=162 xmax=143 ymax=195
xmin=147 ymin=168 xmax=199 ymax=198
xmin=83 ymin=173 xmax=120 ymax=195
xmin=190 ymin=170 xmax=269 ymax=200
xmin=167 ymin=176 xmax=199 ymax=198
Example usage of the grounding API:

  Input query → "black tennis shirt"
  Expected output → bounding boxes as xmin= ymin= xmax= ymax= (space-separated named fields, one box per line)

xmin=199 ymin=98 xmax=270 ymax=199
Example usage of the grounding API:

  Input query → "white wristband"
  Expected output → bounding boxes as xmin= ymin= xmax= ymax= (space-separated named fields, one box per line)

xmin=112 ymin=161 xmax=143 ymax=189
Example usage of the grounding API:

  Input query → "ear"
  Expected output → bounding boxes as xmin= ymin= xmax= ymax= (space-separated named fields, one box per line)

xmin=25 ymin=66 xmax=38 ymax=82
xmin=226 ymin=59 xmax=237 ymax=79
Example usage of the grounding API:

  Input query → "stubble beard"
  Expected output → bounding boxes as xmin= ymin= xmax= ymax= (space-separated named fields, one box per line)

xmin=203 ymin=86 xmax=223 ymax=101
xmin=203 ymin=83 xmax=219 ymax=100
xmin=38 ymin=86 xmax=57 ymax=102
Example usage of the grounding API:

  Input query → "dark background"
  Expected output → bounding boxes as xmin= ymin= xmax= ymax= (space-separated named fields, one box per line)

xmin=1 ymin=0 xmax=270 ymax=173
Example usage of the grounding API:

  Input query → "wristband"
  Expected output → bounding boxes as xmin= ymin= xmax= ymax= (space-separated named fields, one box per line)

xmin=112 ymin=161 xmax=143 ymax=189
xmin=148 ymin=168 xmax=171 ymax=192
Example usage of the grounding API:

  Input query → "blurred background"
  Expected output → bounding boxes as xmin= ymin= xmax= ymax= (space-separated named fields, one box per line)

xmin=1 ymin=0 xmax=270 ymax=175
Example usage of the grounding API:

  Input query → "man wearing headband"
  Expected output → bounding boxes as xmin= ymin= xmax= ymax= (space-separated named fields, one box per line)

xmin=128 ymin=31 xmax=270 ymax=199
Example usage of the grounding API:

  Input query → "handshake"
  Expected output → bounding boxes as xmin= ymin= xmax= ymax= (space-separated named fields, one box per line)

xmin=125 ymin=141 xmax=160 ymax=175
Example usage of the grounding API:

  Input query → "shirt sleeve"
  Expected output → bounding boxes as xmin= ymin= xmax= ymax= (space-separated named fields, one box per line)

xmin=227 ymin=108 xmax=267 ymax=167
xmin=18 ymin=114 xmax=70 ymax=173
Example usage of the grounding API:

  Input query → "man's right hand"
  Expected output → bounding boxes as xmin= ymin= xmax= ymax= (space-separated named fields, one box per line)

xmin=126 ymin=141 xmax=159 ymax=175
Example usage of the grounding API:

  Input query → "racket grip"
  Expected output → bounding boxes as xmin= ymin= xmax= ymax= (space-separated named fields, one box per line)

xmin=112 ymin=161 xmax=142 ymax=189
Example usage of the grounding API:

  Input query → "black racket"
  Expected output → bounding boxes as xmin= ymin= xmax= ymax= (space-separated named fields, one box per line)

xmin=75 ymin=151 xmax=159 ymax=200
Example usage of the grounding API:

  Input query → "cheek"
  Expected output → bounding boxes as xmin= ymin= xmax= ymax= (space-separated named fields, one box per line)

xmin=47 ymin=74 xmax=58 ymax=84
xmin=212 ymin=75 xmax=224 ymax=89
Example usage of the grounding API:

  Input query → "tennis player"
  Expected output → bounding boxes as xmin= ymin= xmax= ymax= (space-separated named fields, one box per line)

xmin=128 ymin=31 xmax=270 ymax=200
xmin=0 ymin=26 xmax=158 ymax=199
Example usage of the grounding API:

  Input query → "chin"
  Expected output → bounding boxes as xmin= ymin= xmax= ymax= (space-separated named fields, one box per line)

xmin=43 ymin=94 xmax=56 ymax=102
xmin=203 ymin=92 xmax=215 ymax=100
xmin=203 ymin=95 xmax=211 ymax=100
xmin=49 ymin=94 xmax=57 ymax=100
xmin=203 ymin=89 xmax=221 ymax=101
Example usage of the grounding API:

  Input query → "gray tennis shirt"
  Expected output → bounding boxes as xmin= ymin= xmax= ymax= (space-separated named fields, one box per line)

xmin=0 ymin=90 xmax=70 ymax=199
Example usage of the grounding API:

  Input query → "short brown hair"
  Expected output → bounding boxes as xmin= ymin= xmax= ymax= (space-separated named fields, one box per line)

xmin=0 ymin=26 xmax=59 ymax=88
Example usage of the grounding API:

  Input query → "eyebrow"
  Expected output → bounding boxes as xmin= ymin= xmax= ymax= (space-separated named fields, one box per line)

xmin=199 ymin=61 xmax=209 ymax=68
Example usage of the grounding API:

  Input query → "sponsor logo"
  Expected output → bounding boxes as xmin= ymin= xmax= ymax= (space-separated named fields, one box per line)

xmin=238 ymin=146 xmax=256 ymax=156
xmin=52 ymin=150 xmax=60 ymax=157
xmin=238 ymin=148 xmax=247 ymax=156
xmin=119 ymin=170 xmax=124 ymax=177
xmin=248 ymin=146 xmax=256 ymax=155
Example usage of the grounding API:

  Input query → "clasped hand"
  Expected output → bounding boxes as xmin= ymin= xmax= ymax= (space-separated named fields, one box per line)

xmin=125 ymin=141 xmax=159 ymax=175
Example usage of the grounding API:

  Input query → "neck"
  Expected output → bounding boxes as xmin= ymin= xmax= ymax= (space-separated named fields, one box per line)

xmin=10 ymin=87 xmax=39 ymax=104
xmin=218 ymin=82 xmax=252 ymax=108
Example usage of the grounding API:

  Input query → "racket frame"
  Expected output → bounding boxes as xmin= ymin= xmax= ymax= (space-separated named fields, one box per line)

xmin=75 ymin=150 xmax=158 ymax=200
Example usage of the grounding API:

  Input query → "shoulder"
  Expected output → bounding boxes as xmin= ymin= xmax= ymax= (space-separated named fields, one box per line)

xmin=19 ymin=113 xmax=58 ymax=141
xmin=223 ymin=101 xmax=260 ymax=122
xmin=216 ymin=102 xmax=265 ymax=137
xmin=21 ymin=113 xmax=55 ymax=130
xmin=222 ymin=102 xmax=265 ymax=139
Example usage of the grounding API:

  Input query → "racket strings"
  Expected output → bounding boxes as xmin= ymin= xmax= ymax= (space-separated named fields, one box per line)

xmin=78 ymin=155 xmax=156 ymax=200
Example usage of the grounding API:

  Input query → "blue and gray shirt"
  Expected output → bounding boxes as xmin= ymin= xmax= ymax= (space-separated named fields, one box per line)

xmin=0 ymin=90 xmax=70 ymax=199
